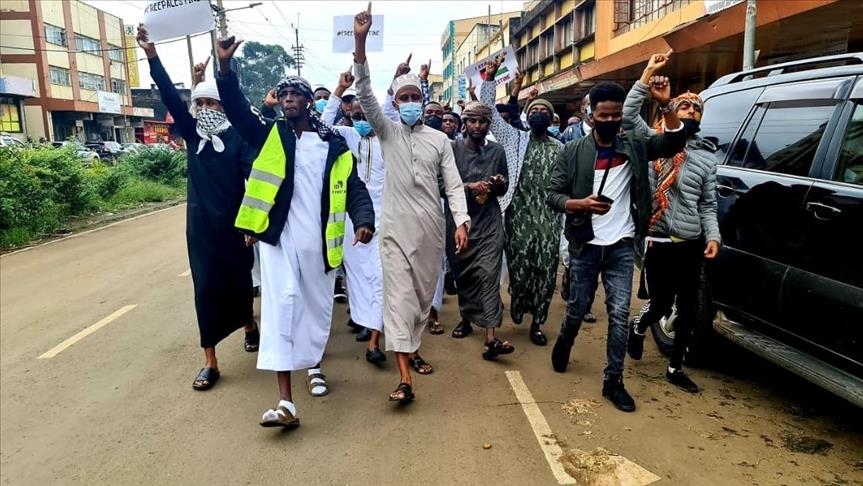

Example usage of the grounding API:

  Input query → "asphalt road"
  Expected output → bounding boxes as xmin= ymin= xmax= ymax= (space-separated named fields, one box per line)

xmin=1 ymin=204 xmax=861 ymax=485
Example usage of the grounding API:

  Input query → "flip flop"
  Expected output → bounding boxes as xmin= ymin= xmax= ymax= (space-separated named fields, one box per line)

xmin=192 ymin=367 xmax=220 ymax=391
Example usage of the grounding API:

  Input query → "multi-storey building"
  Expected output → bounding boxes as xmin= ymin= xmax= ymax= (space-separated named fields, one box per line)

xmin=468 ymin=0 xmax=862 ymax=119
xmin=440 ymin=11 xmax=521 ymax=104
xmin=0 ymin=0 xmax=143 ymax=143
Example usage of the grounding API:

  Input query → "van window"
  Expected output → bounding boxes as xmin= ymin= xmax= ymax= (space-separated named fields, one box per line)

xmin=728 ymin=101 xmax=837 ymax=177
xmin=836 ymin=103 xmax=863 ymax=185
xmin=699 ymin=88 xmax=761 ymax=160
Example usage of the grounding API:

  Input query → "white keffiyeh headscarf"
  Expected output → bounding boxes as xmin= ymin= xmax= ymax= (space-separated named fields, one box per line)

xmin=191 ymin=80 xmax=231 ymax=154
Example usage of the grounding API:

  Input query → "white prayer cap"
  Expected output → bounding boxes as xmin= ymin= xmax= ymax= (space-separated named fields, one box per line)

xmin=191 ymin=80 xmax=220 ymax=102
xmin=391 ymin=73 xmax=421 ymax=97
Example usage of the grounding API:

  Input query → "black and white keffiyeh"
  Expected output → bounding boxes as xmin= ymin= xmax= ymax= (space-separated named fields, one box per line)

xmin=195 ymin=108 xmax=231 ymax=154
xmin=274 ymin=75 xmax=336 ymax=141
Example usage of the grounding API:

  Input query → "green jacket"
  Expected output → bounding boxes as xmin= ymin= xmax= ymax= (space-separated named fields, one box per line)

xmin=547 ymin=128 xmax=687 ymax=245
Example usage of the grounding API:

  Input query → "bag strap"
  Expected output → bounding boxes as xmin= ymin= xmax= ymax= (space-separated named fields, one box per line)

xmin=596 ymin=157 xmax=612 ymax=196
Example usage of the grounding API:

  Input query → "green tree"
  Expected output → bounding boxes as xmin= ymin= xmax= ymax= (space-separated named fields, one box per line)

xmin=235 ymin=41 xmax=295 ymax=107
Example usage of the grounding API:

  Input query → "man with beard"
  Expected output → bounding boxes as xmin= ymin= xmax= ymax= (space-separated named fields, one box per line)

xmin=445 ymin=102 xmax=512 ymax=360
xmin=353 ymin=4 xmax=470 ymax=403
xmin=479 ymin=57 xmax=563 ymax=347
xmin=216 ymin=36 xmax=375 ymax=427
xmin=623 ymin=51 xmax=721 ymax=394
xmin=547 ymin=75 xmax=686 ymax=412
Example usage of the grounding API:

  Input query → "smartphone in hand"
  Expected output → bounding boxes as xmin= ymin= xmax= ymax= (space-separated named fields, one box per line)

xmin=596 ymin=194 xmax=614 ymax=205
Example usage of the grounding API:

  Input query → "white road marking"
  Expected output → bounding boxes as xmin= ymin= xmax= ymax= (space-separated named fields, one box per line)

xmin=505 ymin=370 xmax=577 ymax=485
xmin=178 ymin=269 xmax=191 ymax=277
xmin=38 ymin=305 xmax=137 ymax=359
xmin=1 ymin=204 xmax=184 ymax=258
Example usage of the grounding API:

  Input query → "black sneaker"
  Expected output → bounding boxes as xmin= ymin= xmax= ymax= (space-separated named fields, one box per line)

xmin=583 ymin=312 xmax=597 ymax=323
xmin=627 ymin=320 xmax=645 ymax=360
xmin=666 ymin=369 xmax=699 ymax=393
xmin=602 ymin=376 xmax=636 ymax=412
xmin=551 ymin=336 xmax=573 ymax=373
xmin=346 ymin=318 xmax=361 ymax=333
xmin=334 ymin=276 xmax=347 ymax=303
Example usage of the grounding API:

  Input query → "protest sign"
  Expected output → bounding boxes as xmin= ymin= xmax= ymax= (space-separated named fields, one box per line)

xmin=333 ymin=15 xmax=383 ymax=53
xmin=142 ymin=0 xmax=214 ymax=43
xmin=463 ymin=46 xmax=518 ymax=89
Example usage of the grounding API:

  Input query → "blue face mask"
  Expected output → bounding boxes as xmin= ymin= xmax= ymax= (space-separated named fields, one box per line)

xmin=398 ymin=102 xmax=423 ymax=126
xmin=354 ymin=120 xmax=373 ymax=137
xmin=548 ymin=126 xmax=560 ymax=136
xmin=314 ymin=98 xmax=327 ymax=114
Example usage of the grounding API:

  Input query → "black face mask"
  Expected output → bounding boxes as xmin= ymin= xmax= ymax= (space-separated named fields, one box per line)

xmin=424 ymin=115 xmax=443 ymax=131
xmin=593 ymin=120 xmax=622 ymax=141
xmin=528 ymin=112 xmax=551 ymax=133
xmin=682 ymin=118 xmax=701 ymax=137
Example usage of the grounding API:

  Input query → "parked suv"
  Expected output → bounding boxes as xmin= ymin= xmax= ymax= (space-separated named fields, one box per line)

xmin=648 ymin=53 xmax=863 ymax=407
xmin=85 ymin=141 xmax=124 ymax=160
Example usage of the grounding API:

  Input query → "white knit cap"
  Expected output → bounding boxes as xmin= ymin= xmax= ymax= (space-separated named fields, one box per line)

xmin=191 ymin=79 xmax=220 ymax=102
xmin=390 ymin=73 xmax=421 ymax=97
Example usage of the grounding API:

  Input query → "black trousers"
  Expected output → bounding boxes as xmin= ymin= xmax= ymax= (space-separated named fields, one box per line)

xmin=636 ymin=238 xmax=705 ymax=369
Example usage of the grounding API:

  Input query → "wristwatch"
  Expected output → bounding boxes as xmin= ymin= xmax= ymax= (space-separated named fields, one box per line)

xmin=659 ymin=102 xmax=672 ymax=114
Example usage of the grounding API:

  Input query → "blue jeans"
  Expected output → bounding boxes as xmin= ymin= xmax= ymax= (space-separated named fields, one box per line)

xmin=559 ymin=238 xmax=635 ymax=379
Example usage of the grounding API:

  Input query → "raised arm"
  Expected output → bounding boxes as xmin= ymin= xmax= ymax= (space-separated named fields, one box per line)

xmin=623 ymin=82 xmax=656 ymax=137
xmin=137 ymin=26 xmax=194 ymax=139
xmin=353 ymin=5 xmax=394 ymax=140
xmin=644 ymin=74 xmax=685 ymax=160
xmin=481 ymin=81 xmax=519 ymax=147
xmin=215 ymin=36 xmax=272 ymax=150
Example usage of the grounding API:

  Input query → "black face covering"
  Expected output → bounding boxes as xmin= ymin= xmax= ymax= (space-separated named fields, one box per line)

xmin=593 ymin=119 xmax=622 ymax=141
xmin=528 ymin=112 xmax=551 ymax=133
xmin=682 ymin=118 xmax=701 ymax=137
xmin=424 ymin=115 xmax=443 ymax=131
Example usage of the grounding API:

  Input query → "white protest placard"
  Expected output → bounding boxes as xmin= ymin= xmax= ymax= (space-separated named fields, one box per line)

xmin=142 ymin=0 xmax=214 ymax=43
xmin=333 ymin=15 xmax=383 ymax=53
xmin=464 ymin=46 xmax=518 ymax=89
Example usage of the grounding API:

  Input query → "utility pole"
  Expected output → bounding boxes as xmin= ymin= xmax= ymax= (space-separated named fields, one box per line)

xmin=210 ymin=1 xmax=263 ymax=75
xmin=186 ymin=35 xmax=196 ymax=85
xmin=291 ymin=13 xmax=305 ymax=76
xmin=743 ymin=0 xmax=757 ymax=71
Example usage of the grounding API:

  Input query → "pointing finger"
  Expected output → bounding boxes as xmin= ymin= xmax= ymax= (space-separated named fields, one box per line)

xmin=665 ymin=48 xmax=674 ymax=57
xmin=367 ymin=1 xmax=372 ymax=14
xmin=406 ymin=53 xmax=412 ymax=65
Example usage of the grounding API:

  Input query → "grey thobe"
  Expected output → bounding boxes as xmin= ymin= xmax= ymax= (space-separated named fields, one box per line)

xmin=445 ymin=139 xmax=508 ymax=328
xmin=355 ymin=61 xmax=470 ymax=353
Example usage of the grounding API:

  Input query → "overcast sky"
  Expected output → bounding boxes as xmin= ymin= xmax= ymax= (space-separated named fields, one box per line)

xmin=87 ymin=0 xmax=525 ymax=100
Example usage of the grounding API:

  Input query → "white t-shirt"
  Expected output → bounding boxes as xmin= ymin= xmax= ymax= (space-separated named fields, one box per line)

xmin=590 ymin=146 xmax=635 ymax=246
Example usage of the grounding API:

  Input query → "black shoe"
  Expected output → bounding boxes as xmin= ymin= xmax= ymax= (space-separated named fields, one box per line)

xmin=365 ymin=347 xmax=386 ymax=365
xmin=356 ymin=327 xmax=372 ymax=342
xmin=559 ymin=269 xmax=570 ymax=300
xmin=444 ymin=271 xmax=457 ymax=295
xmin=666 ymin=369 xmax=699 ymax=393
xmin=529 ymin=323 xmax=547 ymax=346
xmin=602 ymin=376 xmax=636 ymax=412
xmin=627 ymin=320 xmax=645 ymax=360
xmin=346 ymin=318 xmax=361 ymax=333
xmin=334 ymin=276 xmax=347 ymax=303
xmin=551 ymin=336 xmax=573 ymax=372
xmin=583 ymin=312 xmax=597 ymax=323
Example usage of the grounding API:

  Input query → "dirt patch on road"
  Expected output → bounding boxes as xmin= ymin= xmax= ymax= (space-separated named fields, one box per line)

xmin=559 ymin=448 xmax=661 ymax=486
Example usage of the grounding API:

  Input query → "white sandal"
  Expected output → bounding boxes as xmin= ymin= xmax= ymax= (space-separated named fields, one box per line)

xmin=307 ymin=372 xmax=329 ymax=397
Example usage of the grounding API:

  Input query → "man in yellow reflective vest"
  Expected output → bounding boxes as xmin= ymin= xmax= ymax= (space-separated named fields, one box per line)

xmin=217 ymin=36 xmax=375 ymax=429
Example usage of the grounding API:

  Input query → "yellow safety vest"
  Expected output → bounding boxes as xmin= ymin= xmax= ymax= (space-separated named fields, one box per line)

xmin=235 ymin=123 xmax=353 ymax=268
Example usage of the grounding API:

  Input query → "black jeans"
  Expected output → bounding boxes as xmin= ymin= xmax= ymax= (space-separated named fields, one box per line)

xmin=637 ymin=238 xmax=705 ymax=369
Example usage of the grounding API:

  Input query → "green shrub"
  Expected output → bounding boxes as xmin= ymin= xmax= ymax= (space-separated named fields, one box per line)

xmin=109 ymin=177 xmax=183 ymax=206
xmin=117 ymin=147 xmax=186 ymax=186
xmin=84 ymin=161 xmax=130 ymax=200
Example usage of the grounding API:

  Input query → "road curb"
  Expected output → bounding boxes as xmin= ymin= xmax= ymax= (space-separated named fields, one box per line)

xmin=1 ymin=199 xmax=186 ymax=257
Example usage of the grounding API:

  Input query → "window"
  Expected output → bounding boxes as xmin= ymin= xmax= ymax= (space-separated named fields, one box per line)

xmin=0 ymin=97 xmax=22 ymax=133
xmin=527 ymin=40 xmax=539 ymax=66
xmin=49 ymin=66 xmax=72 ymax=86
xmin=699 ymin=88 xmax=761 ymax=159
xmin=107 ymin=45 xmax=124 ymax=63
xmin=75 ymin=35 xmax=101 ymax=55
xmin=575 ymin=2 xmax=596 ymax=40
xmin=835 ymin=104 xmax=863 ymax=185
xmin=729 ymin=101 xmax=838 ymax=177
xmin=540 ymin=32 xmax=554 ymax=59
xmin=558 ymin=18 xmax=573 ymax=51
xmin=111 ymin=78 xmax=126 ymax=94
xmin=79 ymin=72 xmax=105 ymax=91
xmin=615 ymin=0 xmax=693 ymax=34
xmin=44 ymin=24 xmax=66 ymax=46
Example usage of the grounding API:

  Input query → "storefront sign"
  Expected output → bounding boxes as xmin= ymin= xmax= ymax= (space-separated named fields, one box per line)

xmin=704 ymin=0 xmax=744 ymax=16
xmin=132 ymin=106 xmax=155 ymax=118
xmin=97 ymin=91 xmax=122 ymax=114
xmin=124 ymin=25 xmax=141 ymax=88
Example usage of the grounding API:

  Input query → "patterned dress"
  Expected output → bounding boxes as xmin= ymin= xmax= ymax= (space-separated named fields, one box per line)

xmin=504 ymin=136 xmax=562 ymax=325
